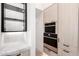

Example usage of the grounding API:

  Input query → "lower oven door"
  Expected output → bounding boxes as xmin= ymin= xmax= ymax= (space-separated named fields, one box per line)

xmin=44 ymin=37 xmax=58 ymax=53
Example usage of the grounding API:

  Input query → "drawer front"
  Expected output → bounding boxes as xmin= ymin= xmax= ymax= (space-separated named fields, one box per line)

xmin=61 ymin=49 xmax=71 ymax=56
xmin=58 ymin=47 xmax=71 ymax=56
xmin=58 ymin=42 xmax=72 ymax=56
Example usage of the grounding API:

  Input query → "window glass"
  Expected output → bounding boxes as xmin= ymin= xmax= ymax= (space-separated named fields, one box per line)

xmin=1 ymin=3 xmax=27 ymax=32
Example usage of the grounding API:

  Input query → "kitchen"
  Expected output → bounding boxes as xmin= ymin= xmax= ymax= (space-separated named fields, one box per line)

xmin=0 ymin=3 xmax=79 ymax=56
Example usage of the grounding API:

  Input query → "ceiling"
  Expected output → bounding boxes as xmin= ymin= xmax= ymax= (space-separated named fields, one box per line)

xmin=35 ymin=3 xmax=53 ymax=10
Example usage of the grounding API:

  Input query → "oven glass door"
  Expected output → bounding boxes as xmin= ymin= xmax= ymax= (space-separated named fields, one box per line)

xmin=44 ymin=37 xmax=57 ymax=48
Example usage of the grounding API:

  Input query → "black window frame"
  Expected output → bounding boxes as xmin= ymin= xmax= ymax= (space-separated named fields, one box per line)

xmin=1 ymin=3 xmax=27 ymax=32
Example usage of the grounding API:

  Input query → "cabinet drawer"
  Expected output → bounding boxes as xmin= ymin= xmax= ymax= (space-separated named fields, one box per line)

xmin=58 ymin=42 xmax=72 ymax=56
xmin=61 ymin=49 xmax=71 ymax=56
xmin=62 ymin=43 xmax=71 ymax=52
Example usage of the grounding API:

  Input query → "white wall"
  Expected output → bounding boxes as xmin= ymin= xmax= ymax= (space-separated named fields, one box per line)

xmin=27 ymin=4 xmax=36 ymax=56
xmin=36 ymin=9 xmax=44 ymax=53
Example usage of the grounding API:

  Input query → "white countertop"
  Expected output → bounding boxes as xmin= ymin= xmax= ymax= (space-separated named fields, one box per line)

xmin=0 ymin=42 xmax=30 ymax=56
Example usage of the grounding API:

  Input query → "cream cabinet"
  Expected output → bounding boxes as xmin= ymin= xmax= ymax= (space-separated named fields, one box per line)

xmin=43 ymin=4 xmax=58 ymax=24
xmin=43 ymin=3 xmax=79 ymax=56
xmin=43 ymin=4 xmax=58 ymax=34
xmin=58 ymin=3 xmax=79 ymax=56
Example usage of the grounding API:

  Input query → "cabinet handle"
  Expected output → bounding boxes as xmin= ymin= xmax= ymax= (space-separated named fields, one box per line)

xmin=63 ymin=44 xmax=69 ymax=47
xmin=63 ymin=50 xmax=70 ymax=53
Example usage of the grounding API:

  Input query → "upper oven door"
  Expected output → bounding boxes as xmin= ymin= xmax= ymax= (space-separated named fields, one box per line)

xmin=45 ymin=25 xmax=56 ymax=33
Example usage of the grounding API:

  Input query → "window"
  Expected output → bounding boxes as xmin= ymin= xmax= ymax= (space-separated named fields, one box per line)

xmin=1 ymin=3 xmax=27 ymax=32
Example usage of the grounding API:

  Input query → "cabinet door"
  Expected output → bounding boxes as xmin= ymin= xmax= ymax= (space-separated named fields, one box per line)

xmin=58 ymin=3 xmax=78 ymax=56
xmin=43 ymin=4 xmax=57 ymax=23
